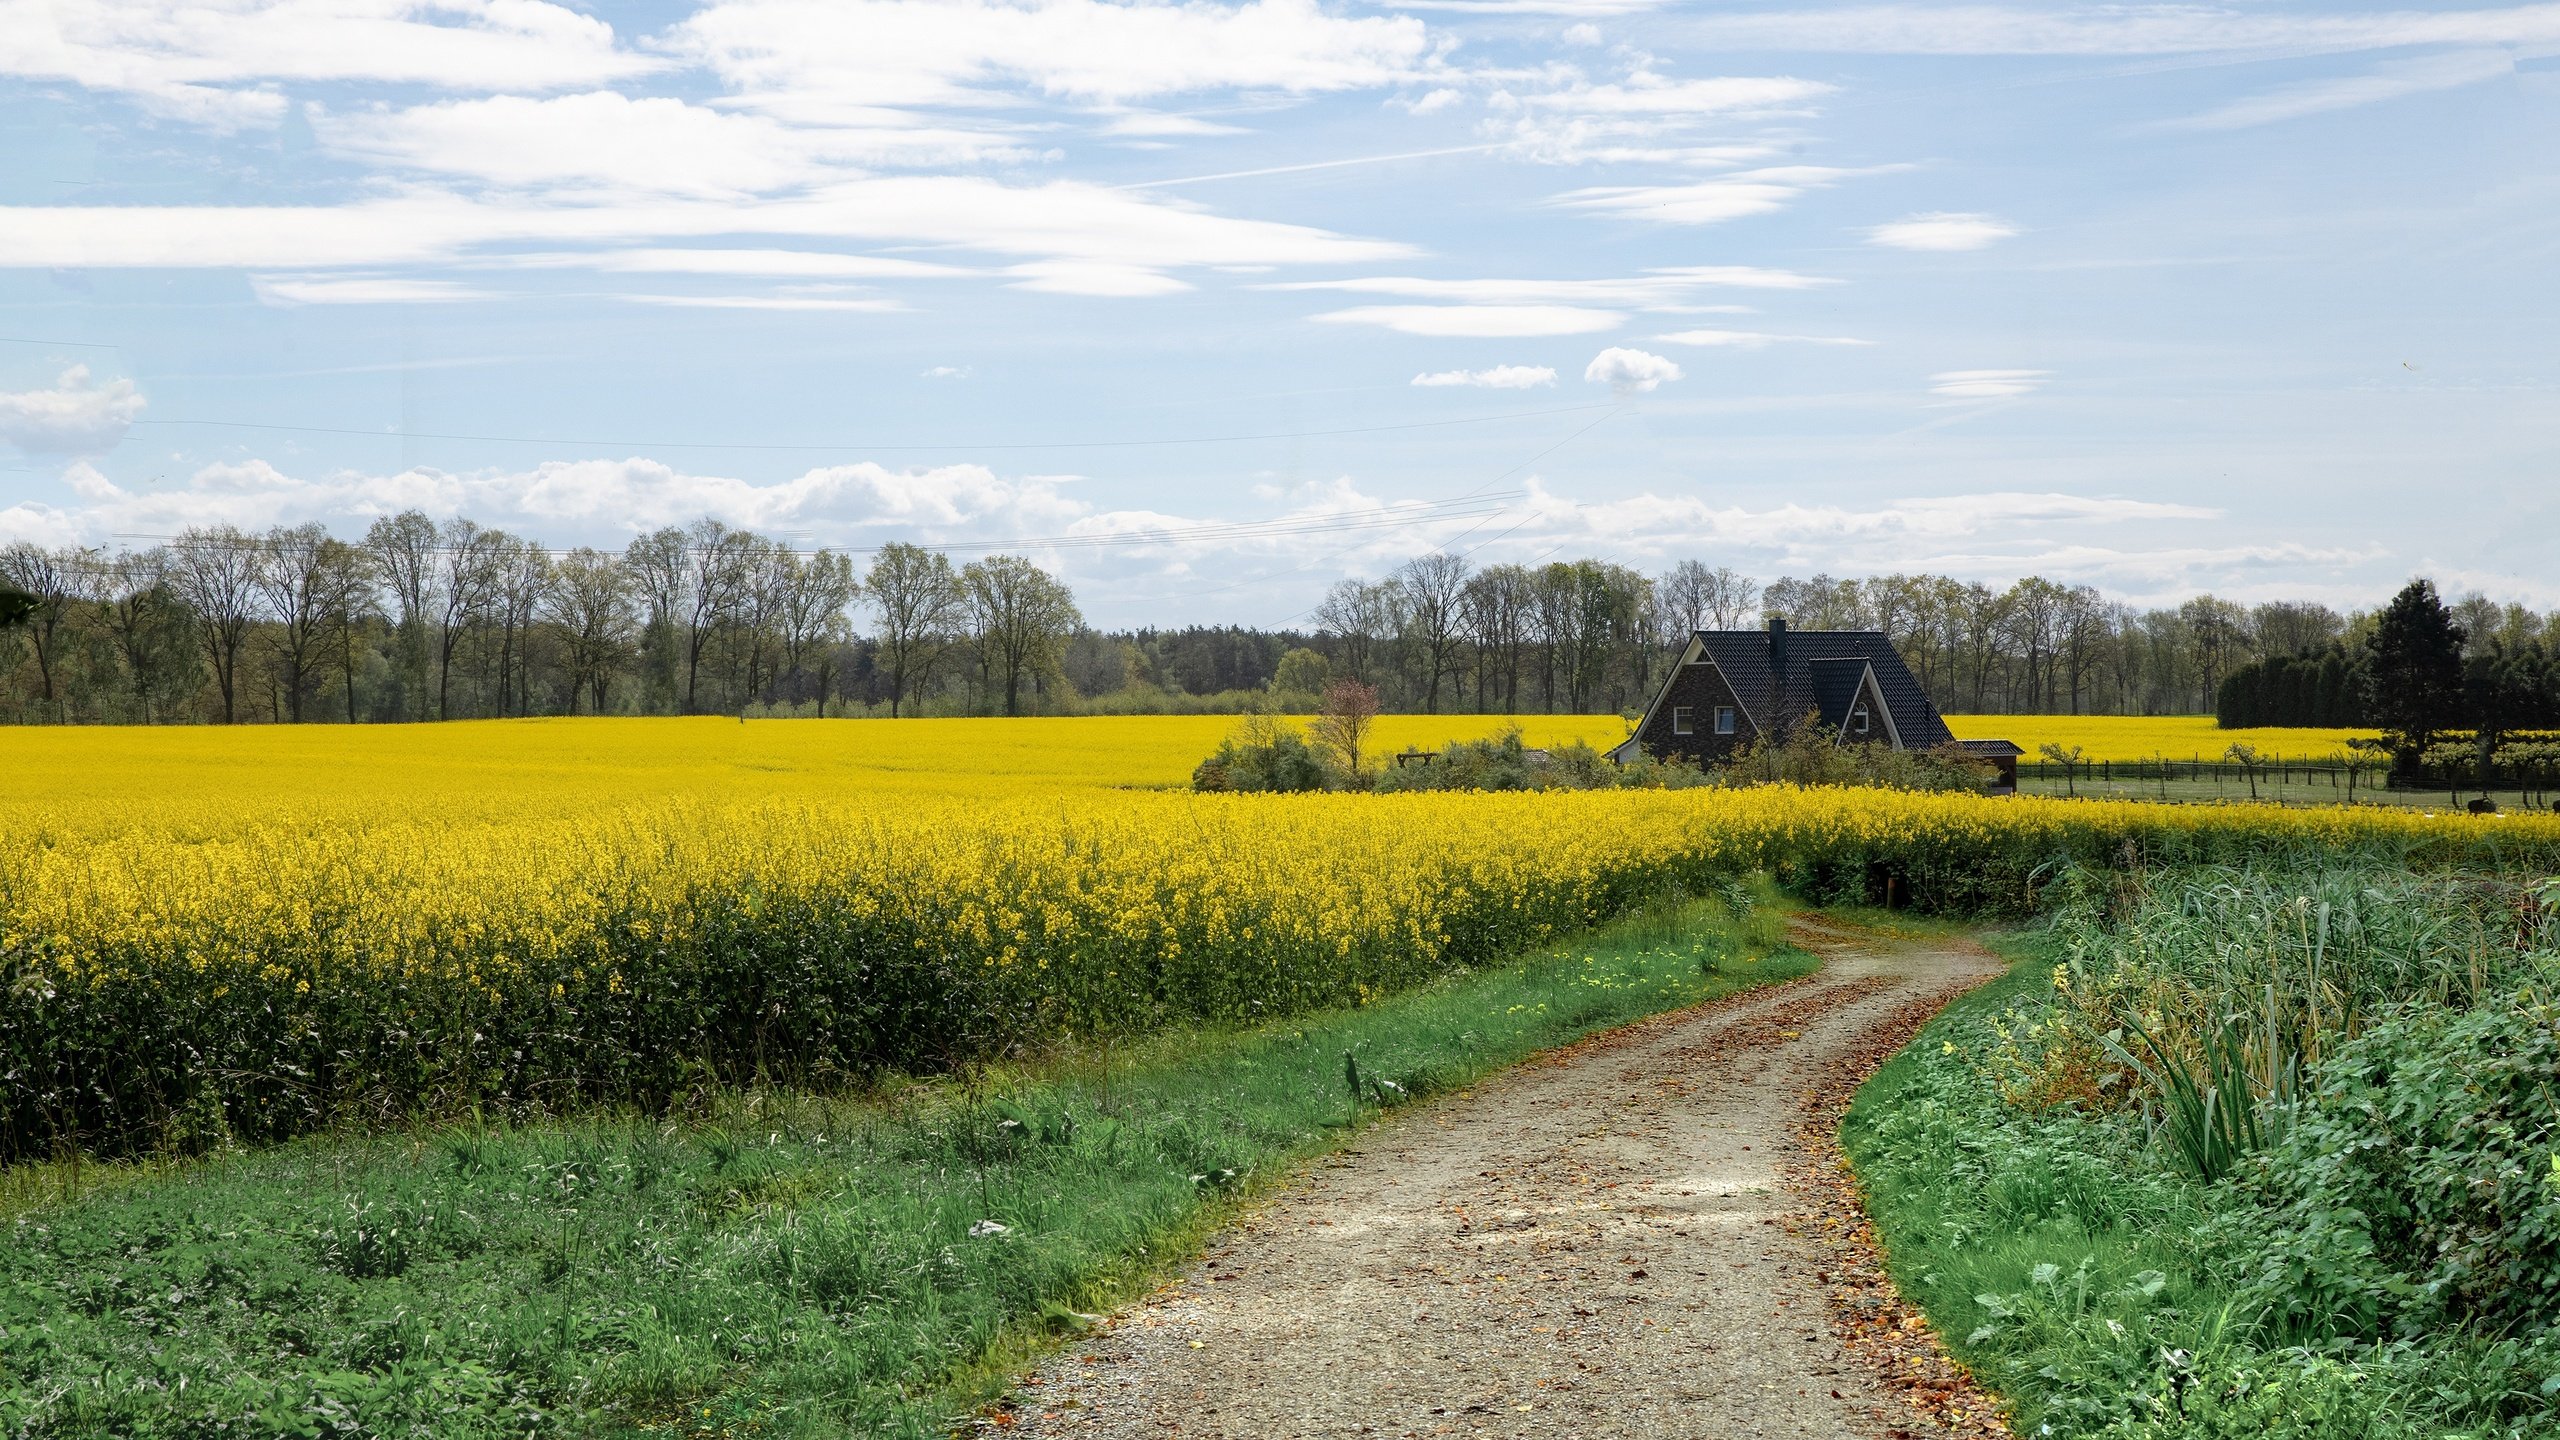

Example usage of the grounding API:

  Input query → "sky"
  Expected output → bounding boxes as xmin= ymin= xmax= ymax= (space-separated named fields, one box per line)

xmin=1 ymin=0 xmax=2555 ymax=628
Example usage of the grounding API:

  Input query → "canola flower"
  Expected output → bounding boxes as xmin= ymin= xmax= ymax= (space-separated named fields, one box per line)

xmin=4 ymin=720 xmax=2553 ymax=1160
xmin=1946 ymin=714 xmax=2375 ymax=762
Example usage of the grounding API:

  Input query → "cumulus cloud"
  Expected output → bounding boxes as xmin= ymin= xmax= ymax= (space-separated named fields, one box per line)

xmin=0 ymin=365 xmax=146 ymax=454
xmin=1585 ymin=346 xmax=1681 ymax=394
xmin=1412 ymin=365 xmax=1558 ymax=388
xmin=1931 ymin=368 xmax=2049 ymax=399
xmin=1561 ymin=23 xmax=1603 ymax=45
xmin=1867 ymin=211 xmax=2018 ymax=251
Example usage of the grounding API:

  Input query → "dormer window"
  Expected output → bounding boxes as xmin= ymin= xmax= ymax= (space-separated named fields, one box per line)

xmin=1849 ymin=704 xmax=1871 ymax=736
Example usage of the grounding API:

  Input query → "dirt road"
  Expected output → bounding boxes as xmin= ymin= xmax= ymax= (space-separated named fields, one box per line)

xmin=1007 ymin=915 xmax=2004 ymax=1439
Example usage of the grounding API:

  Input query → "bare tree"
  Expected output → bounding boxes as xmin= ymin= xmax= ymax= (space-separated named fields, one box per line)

xmin=678 ymin=519 xmax=758 ymax=712
xmin=0 ymin=543 xmax=84 ymax=707
xmin=255 ymin=523 xmax=339 ymax=723
xmin=1700 ymin=565 xmax=1760 ymax=630
xmin=432 ymin=518 xmax=504 ymax=719
xmin=864 ymin=542 xmax=963 ymax=717
xmin=776 ymin=548 xmax=859 ymax=715
xmin=1393 ymin=552 xmax=1470 ymax=713
xmin=1313 ymin=577 xmax=1405 ymax=685
xmin=961 ymin=553 xmax=1081 ymax=716
xmin=543 ymin=547 xmax=639 ymax=714
xmin=1310 ymin=677 xmax=1380 ymax=776
xmin=168 ymin=525 xmax=263 ymax=723
xmin=93 ymin=548 xmax=199 ymax=722
xmin=622 ymin=527 xmax=687 ymax=710
xmin=1461 ymin=563 xmax=1534 ymax=712
xmin=488 ymin=534 xmax=551 ymax=717
xmin=364 ymin=510 xmax=439 ymax=721
xmin=317 ymin=538 xmax=377 ymax=723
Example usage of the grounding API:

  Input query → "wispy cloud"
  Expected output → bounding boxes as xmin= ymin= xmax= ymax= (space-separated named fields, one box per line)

xmin=1318 ymin=304 xmax=1622 ymax=336
xmin=251 ymin=276 xmax=500 ymax=305
xmin=1931 ymin=368 xmax=2049 ymax=399
xmin=1412 ymin=364 xmax=1559 ymax=387
xmin=2157 ymin=49 xmax=2524 ymax=131
xmin=1867 ymin=212 xmax=2018 ymax=251
xmin=1680 ymin=5 xmax=2560 ymax=57
xmin=1550 ymin=166 xmax=1882 ymax=225
xmin=1655 ymin=328 xmax=1874 ymax=347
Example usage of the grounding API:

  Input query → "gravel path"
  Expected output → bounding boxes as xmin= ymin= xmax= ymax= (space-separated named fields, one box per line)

xmin=1006 ymin=915 xmax=2002 ymax=1439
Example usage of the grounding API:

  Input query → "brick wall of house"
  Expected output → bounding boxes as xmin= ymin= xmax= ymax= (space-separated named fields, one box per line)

xmin=1636 ymin=662 xmax=1755 ymax=765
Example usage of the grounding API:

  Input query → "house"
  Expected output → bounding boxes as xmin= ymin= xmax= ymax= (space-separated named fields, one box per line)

xmin=1610 ymin=618 xmax=1990 ymax=774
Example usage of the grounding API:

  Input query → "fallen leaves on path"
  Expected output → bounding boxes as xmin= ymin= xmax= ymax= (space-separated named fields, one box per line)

xmin=1784 ymin=964 xmax=2012 ymax=1439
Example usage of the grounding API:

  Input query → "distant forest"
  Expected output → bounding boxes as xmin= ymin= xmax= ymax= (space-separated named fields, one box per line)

xmin=2 ymin=514 xmax=2555 ymax=725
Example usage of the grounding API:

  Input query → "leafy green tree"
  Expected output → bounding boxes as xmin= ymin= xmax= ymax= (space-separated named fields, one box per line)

xmin=2362 ymin=579 xmax=2467 ymax=775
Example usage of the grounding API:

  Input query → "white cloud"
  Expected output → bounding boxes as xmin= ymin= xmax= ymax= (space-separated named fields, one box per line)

xmin=313 ymin=93 xmax=1019 ymax=196
xmin=0 ymin=0 xmax=655 ymax=127
xmin=0 ymin=365 xmax=145 ymax=453
xmin=1006 ymin=260 xmax=1196 ymax=296
xmin=1412 ymin=365 xmax=1558 ymax=388
xmin=1317 ymin=304 xmax=1622 ymax=336
xmin=1492 ymin=68 xmax=1828 ymax=165
xmin=1585 ymin=346 xmax=1681 ymax=393
xmin=500 ymin=248 xmax=975 ymax=280
xmin=922 ymin=365 xmax=974 ymax=379
xmin=2158 ymin=49 xmax=2522 ymax=131
xmin=1679 ymin=5 xmax=2560 ymax=57
xmin=1404 ymin=86 xmax=1465 ymax=113
xmin=1550 ymin=166 xmax=1873 ymax=225
xmin=1867 ymin=211 xmax=2018 ymax=251
xmin=618 ymin=293 xmax=906 ymax=311
xmin=1100 ymin=111 xmax=1249 ymax=137
xmin=668 ymin=0 xmax=1438 ymax=111
xmin=1562 ymin=23 xmax=1603 ymax=45
xmin=1271 ymin=265 xmax=1830 ymax=306
xmin=252 ymin=275 xmax=499 ymax=305
xmin=0 ymin=179 xmax=1413 ymax=288
xmin=1294 ymin=267 xmax=1831 ymax=337
xmin=1931 ymin=368 xmax=2049 ymax=399
xmin=1654 ymin=328 xmax=1874 ymax=347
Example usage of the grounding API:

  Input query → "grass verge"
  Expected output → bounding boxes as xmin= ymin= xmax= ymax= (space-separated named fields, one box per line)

xmin=2 ymin=884 xmax=1808 ymax=1440
xmin=1842 ymin=926 xmax=2560 ymax=1440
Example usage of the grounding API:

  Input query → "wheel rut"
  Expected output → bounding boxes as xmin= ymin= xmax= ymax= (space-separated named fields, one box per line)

xmin=1005 ymin=915 xmax=2003 ymax=1439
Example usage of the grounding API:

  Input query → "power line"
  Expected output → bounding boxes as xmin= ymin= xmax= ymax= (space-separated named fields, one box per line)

xmin=127 ymin=404 xmax=1615 ymax=454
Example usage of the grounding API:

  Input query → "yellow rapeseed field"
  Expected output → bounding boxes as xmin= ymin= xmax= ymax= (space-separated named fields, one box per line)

xmin=3 ymin=716 xmax=2552 ymax=1159
xmin=1947 ymin=714 xmax=2375 ymax=761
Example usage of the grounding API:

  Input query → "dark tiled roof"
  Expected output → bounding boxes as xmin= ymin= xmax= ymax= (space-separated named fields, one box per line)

xmin=1805 ymin=657 xmax=1870 ymax=729
xmin=1956 ymin=738 xmax=2024 ymax=756
xmin=1691 ymin=628 xmax=1956 ymax=748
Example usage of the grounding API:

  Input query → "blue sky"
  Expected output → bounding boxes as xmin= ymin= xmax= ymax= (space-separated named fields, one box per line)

xmin=2 ymin=0 xmax=2555 ymax=626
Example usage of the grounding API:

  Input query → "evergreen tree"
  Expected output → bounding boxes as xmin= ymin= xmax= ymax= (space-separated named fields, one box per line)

xmin=2363 ymin=579 xmax=2467 ymax=775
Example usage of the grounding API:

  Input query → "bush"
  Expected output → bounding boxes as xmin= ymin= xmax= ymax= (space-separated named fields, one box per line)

xmin=1190 ymin=714 xmax=1343 ymax=792
xmin=1716 ymin=715 xmax=1995 ymax=793
xmin=2233 ymin=990 xmax=2560 ymax=1341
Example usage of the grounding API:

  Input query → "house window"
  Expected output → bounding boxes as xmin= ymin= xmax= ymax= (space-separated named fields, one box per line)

xmin=1849 ymin=704 xmax=1871 ymax=736
xmin=1671 ymin=706 xmax=1693 ymax=735
xmin=1714 ymin=706 xmax=1736 ymax=735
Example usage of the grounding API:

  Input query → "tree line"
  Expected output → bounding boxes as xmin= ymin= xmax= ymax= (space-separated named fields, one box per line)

xmin=3 ymin=519 xmax=2554 ymax=724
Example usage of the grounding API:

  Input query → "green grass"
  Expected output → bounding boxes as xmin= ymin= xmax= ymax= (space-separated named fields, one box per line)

xmin=1842 ymin=922 xmax=2560 ymax=1440
xmin=0 ymin=886 xmax=1811 ymax=1440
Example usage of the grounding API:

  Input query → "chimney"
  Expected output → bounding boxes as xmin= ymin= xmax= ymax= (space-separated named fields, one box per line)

xmin=1768 ymin=616 xmax=1788 ymax=733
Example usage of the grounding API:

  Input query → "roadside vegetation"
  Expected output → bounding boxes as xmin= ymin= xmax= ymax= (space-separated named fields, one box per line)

xmin=1846 ymin=864 xmax=2560 ymax=1438
xmin=0 ymin=888 xmax=1808 ymax=1440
